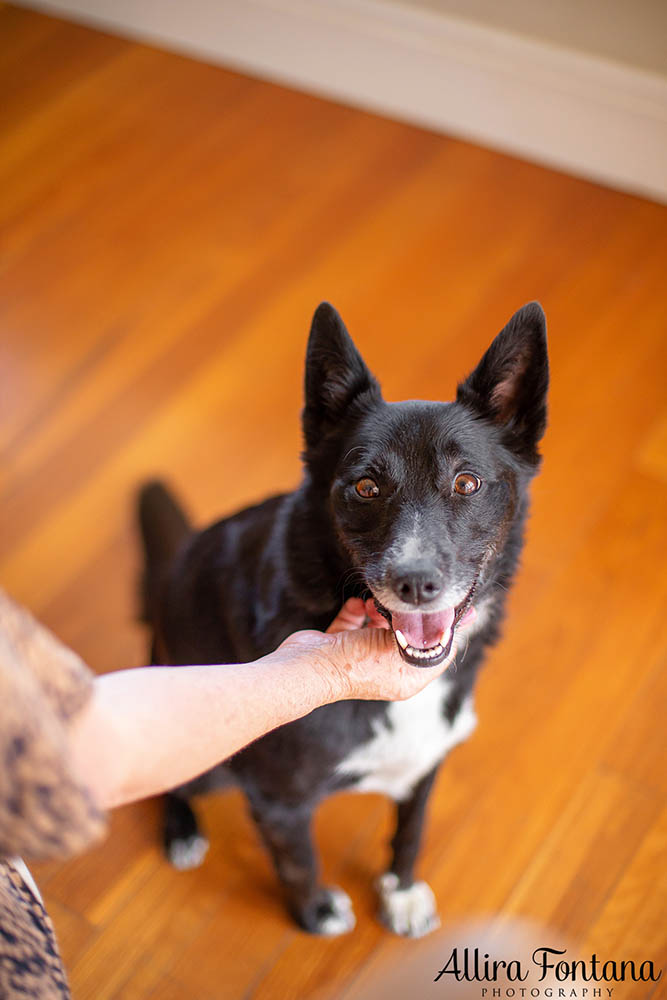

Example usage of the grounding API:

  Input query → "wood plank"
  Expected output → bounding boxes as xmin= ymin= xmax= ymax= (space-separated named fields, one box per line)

xmin=579 ymin=806 xmax=667 ymax=1000
xmin=1 ymin=6 xmax=666 ymax=999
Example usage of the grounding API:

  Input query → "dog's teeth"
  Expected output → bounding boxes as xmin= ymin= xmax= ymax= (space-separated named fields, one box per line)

xmin=401 ymin=639 xmax=450 ymax=662
xmin=402 ymin=640 xmax=447 ymax=661
xmin=395 ymin=629 xmax=408 ymax=650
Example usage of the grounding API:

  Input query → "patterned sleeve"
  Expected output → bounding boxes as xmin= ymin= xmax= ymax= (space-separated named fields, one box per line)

xmin=0 ymin=589 xmax=106 ymax=861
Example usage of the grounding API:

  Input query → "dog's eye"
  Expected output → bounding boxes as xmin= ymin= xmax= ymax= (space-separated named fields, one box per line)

xmin=355 ymin=478 xmax=380 ymax=499
xmin=453 ymin=472 xmax=482 ymax=496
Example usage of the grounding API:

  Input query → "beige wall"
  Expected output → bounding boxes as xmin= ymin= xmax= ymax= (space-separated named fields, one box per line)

xmin=407 ymin=0 xmax=667 ymax=74
xmin=18 ymin=0 xmax=667 ymax=201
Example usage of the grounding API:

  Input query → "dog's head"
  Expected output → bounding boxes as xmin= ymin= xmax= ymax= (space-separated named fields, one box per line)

xmin=302 ymin=302 xmax=549 ymax=667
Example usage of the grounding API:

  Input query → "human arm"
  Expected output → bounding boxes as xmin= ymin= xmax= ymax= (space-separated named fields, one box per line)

xmin=68 ymin=598 xmax=472 ymax=810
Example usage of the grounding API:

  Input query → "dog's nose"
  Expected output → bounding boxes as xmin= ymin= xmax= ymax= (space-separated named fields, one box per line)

xmin=391 ymin=565 xmax=443 ymax=606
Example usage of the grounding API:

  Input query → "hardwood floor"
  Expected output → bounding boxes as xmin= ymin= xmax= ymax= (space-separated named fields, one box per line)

xmin=2 ymin=6 xmax=666 ymax=998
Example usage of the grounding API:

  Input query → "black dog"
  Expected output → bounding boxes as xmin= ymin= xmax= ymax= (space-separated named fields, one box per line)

xmin=139 ymin=301 xmax=548 ymax=937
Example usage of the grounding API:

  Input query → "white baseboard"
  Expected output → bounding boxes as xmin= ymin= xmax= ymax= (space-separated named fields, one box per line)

xmin=16 ymin=0 xmax=667 ymax=202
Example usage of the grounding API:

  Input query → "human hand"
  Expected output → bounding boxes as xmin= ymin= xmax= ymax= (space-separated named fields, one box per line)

xmin=278 ymin=598 xmax=475 ymax=703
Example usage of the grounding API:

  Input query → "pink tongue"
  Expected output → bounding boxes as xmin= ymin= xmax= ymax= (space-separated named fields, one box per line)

xmin=392 ymin=608 xmax=456 ymax=649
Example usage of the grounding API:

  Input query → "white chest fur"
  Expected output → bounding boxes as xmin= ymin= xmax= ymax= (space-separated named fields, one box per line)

xmin=336 ymin=681 xmax=477 ymax=802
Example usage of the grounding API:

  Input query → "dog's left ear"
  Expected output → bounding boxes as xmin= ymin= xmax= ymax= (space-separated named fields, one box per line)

xmin=303 ymin=302 xmax=381 ymax=449
xmin=457 ymin=302 xmax=549 ymax=464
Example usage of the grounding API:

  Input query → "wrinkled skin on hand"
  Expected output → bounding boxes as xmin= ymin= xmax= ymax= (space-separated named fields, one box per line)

xmin=277 ymin=598 xmax=475 ymax=704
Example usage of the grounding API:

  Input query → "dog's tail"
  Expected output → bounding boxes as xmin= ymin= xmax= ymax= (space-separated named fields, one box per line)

xmin=137 ymin=480 xmax=191 ymax=624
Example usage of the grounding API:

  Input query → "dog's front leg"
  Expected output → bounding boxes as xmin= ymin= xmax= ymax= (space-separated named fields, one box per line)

xmin=248 ymin=792 xmax=356 ymax=936
xmin=377 ymin=764 xmax=440 ymax=937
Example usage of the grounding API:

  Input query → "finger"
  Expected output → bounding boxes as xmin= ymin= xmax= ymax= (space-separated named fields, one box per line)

xmin=458 ymin=605 xmax=477 ymax=627
xmin=363 ymin=598 xmax=390 ymax=629
xmin=326 ymin=597 xmax=367 ymax=634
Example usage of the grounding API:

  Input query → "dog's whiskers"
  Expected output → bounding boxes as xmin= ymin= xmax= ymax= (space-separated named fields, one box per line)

xmin=341 ymin=446 xmax=367 ymax=465
xmin=458 ymin=630 xmax=471 ymax=664
xmin=338 ymin=567 xmax=369 ymax=594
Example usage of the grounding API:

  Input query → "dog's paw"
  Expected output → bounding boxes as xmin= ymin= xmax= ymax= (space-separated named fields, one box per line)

xmin=166 ymin=834 xmax=209 ymax=870
xmin=298 ymin=886 xmax=356 ymax=936
xmin=376 ymin=872 xmax=440 ymax=937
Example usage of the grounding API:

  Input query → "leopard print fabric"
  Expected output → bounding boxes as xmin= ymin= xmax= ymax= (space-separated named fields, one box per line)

xmin=0 ymin=590 xmax=107 ymax=998
xmin=0 ymin=861 xmax=69 ymax=998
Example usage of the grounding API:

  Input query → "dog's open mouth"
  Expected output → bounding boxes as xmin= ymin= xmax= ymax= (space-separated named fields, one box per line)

xmin=375 ymin=581 xmax=478 ymax=669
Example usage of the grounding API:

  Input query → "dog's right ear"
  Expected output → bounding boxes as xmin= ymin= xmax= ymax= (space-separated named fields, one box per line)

xmin=303 ymin=302 xmax=381 ymax=449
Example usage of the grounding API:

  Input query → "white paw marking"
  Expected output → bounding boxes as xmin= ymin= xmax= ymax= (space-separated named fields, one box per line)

xmin=317 ymin=887 xmax=356 ymax=936
xmin=376 ymin=872 xmax=440 ymax=937
xmin=168 ymin=834 xmax=209 ymax=870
